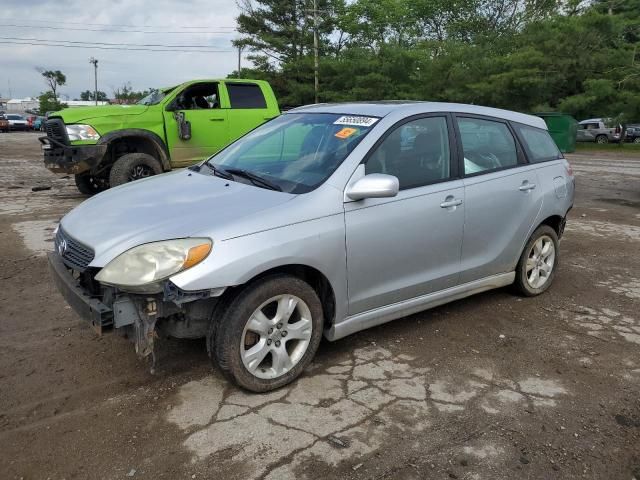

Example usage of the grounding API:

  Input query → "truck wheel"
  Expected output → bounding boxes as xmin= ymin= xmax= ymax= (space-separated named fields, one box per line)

xmin=74 ymin=173 xmax=108 ymax=195
xmin=595 ymin=135 xmax=608 ymax=144
xmin=109 ymin=153 xmax=163 ymax=187
xmin=210 ymin=274 xmax=324 ymax=392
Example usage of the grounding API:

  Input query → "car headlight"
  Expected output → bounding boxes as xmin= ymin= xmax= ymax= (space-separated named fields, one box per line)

xmin=66 ymin=124 xmax=100 ymax=141
xmin=95 ymin=238 xmax=212 ymax=291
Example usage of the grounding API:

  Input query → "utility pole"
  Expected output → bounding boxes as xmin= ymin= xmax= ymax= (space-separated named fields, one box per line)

xmin=89 ymin=57 xmax=98 ymax=105
xmin=237 ymin=45 xmax=243 ymax=78
xmin=313 ymin=0 xmax=319 ymax=103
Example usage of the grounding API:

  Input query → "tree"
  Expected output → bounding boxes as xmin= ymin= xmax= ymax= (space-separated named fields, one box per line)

xmin=39 ymin=91 xmax=67 ymax=114
xmin=37 ymin=69 xmax=66 ymax=101
xmin=80 ymin=90 xmax=108 ymax=101
xmin=111 ymin=82 xmax=150 ymax=104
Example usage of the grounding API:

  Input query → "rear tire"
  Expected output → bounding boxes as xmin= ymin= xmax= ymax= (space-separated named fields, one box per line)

xmin=514 ymin=225 xmax=559 ymax=297
xmin=633 ymin=137 xmax=640 ymax=144
xmin=74 ymin=173 xmax=108 ymax=195
xmin=595 ymin=135 xmax=608 ymax=144
xmin=109 ymin=153 xmax=163 ymax=187
xmin=210 ymin=275 xmax=324 ymax=392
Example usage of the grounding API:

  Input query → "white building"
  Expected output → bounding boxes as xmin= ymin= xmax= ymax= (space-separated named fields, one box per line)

xmin=6 ymin=97 xmax=39 ymax=113
xmin=65 ymin=100 xmax=109 ymax=108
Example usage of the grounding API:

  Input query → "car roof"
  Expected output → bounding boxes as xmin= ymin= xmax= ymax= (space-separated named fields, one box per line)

xmin=287 ymin=101 xmax=547 ymax=129
xmin=579 ymin=118 xmax=604 ymax=124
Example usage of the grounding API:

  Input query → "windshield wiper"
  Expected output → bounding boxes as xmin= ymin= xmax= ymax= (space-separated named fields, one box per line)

xmin=224 ymin=168 xmax=282 ymax=191
xmin=199 ymin=162 xmax=233 ymax=180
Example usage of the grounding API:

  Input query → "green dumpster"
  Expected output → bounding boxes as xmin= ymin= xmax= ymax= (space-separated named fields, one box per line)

xmin=534 ymin=112 xmax=578 ymax=153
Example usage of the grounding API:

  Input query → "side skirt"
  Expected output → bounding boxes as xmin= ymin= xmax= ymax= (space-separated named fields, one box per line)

xmin=326 ymin=272 xmax=515 ymax=341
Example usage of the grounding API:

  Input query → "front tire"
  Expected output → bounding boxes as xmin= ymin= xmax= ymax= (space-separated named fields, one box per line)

xmin=109 ymin=153 xmax=163 ymax=187
xmin=514 ymin=225 xmax=559 ymax=297
xmin=74 ymin=173 xmax=108 ymax=195
xmin=210 ymin=275 xmax=324 ymax=392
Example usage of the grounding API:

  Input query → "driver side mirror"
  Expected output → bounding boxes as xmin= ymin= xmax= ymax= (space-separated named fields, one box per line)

xmin=346 ymin=174 xmax=399 ymax=201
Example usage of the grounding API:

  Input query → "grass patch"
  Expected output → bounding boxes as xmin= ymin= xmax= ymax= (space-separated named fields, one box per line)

xmin=574 ymin=142 xmax=640 ymax=153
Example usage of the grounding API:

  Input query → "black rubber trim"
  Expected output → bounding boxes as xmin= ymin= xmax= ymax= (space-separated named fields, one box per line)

xmin=48 ymin=252 xmax=113 ymax=333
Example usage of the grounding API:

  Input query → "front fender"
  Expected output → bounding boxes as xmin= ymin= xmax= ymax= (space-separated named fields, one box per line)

xmin=98 ymin=129 xmax=171 ymax=170
xmin=169 ymin=214 xmax=348 ymax=329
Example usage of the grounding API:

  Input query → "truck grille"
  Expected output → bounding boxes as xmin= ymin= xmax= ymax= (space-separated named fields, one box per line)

xmin=45 ymin=118 xmax=68 ymax=145
xmin=54 ymin=227 xmax=95 ymax=272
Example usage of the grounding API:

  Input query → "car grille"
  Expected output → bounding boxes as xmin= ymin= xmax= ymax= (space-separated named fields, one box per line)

xmin=45 ymin=118 xmax=68 ymax=145
xmin=54 ymin=227 xmax=95 ymax=272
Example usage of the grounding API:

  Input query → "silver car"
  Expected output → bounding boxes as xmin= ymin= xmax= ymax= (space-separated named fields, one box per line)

xmin=576 ymin=118 xmax=621 ymax=144
xmin=49 ymin=102 xmax=574 ymax=392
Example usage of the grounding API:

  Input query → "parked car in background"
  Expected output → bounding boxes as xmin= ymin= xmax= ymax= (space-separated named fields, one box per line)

xmin=48 ymin=102 xmax=574 ymax=392
xmin=0 ymin=114 xmax=9 ymax=133
xmin=624 ymin=124 xmax=640 ymax=144
xmin=32 ymin=116 xmax=46 ymax=131
xmin=6 ymin=114 xmax=29 ymax=131
xmin=40 ymin=79 xmax=280 ymax=194
xmin=576 ymin=118 xmax=621 ymax=144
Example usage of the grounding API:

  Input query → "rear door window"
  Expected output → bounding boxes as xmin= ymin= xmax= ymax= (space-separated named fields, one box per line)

xmin=512 ymin=124 xmax=562 ymax=163
xmin=456 ymin=117 xmax=519 ymax=175
xmin=227 ymin=83 xmax=267 ymax=109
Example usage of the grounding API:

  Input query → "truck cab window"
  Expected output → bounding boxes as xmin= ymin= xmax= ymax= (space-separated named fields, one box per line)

xmin=227 ymin=83 xmax=267 ymax=109
xmin=177 ymin=83 xmax=220 ymax=110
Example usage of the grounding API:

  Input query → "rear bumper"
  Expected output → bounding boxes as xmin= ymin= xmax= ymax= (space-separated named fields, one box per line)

xmin=39 ymin=136 xmax=107 ymax=174
xmin=48 ymin=252 xmax=113 ymax=333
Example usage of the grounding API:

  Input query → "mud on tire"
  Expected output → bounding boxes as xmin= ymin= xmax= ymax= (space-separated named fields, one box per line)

xmin=109 ymin=152 xmax=163 ymax=187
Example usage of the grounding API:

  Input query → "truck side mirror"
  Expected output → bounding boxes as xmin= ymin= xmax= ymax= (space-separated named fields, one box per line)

xmin=174 ymin=112 xmax=191 ymax=140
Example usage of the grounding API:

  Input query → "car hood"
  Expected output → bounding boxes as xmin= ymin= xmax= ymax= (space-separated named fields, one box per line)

xmin=60 ymin=170 xmax=296 ymax=266
xmin=55 ymin=105 xmax=149 ymax=124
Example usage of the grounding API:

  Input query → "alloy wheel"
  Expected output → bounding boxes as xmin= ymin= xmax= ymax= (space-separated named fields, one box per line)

xmin=128 ymin=165 xmax=153 ymax=181
xmin=240 ymin=294 xmax=313 ymax=379
xmin=525 ymin=235 xmax=556 ymax=289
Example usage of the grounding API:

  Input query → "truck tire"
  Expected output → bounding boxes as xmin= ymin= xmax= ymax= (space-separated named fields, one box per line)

xmin=595 ymin=135 xmax=608 ymax=144
xmin=74 ymin=173 xmax=108 ymax=195
xmin=109 ymin=153 xmax=163 ymax=187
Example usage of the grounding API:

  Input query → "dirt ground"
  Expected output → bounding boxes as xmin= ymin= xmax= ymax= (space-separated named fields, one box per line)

xmin=0 ymin=131 xmax=639 ymax=480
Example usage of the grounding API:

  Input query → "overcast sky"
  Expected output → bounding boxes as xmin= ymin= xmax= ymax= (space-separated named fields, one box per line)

xmin=0 ymin=0 xmax=244 ymax=99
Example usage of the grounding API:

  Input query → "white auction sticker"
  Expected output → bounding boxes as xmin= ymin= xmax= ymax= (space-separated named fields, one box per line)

xmin=334 ymin=116 xmax=379 ymax=127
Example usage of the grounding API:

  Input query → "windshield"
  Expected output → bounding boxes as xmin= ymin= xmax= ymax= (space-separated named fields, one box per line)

xmin=137 ymin=88 xmax=171 ymax=106
xmin=205 ymin=112 xmax=378 ymax=193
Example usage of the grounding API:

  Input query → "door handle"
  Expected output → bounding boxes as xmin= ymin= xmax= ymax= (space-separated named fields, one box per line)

xmin=209 ymin=118 xmax=225 ymax=122
xmin=440 ymin=197 xmax=463 ymax=209
xmin=519 ymin=182 xmax=536 ymax=192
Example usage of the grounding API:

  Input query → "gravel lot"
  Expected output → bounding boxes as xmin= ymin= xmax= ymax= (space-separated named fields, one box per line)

xmin=1 ymin=131 xmax=639 ymax=480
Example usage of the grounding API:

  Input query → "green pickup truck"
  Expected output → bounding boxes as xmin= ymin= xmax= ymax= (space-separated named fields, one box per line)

xmin=40 ymin=79 xmax=280 ymax=194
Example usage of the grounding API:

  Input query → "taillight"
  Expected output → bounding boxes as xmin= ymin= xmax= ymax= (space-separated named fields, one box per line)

xmin=564 ymin=159 xmax=573 ymax=176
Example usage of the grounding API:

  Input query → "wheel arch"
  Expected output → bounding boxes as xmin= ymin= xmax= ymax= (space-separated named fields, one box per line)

xmin=538 ymin=214 xmax=565 ymax=238
xmin=218 ymin=263 xmax=337 ymax=331
xmin=98 ymin=129 xmax=171 ymax=170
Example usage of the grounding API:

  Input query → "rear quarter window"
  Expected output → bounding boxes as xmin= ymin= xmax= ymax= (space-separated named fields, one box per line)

xmin=513 ymin=123 xmax=562 ymax=163
xmin=227 ymin=83 xmax=267 ymax=109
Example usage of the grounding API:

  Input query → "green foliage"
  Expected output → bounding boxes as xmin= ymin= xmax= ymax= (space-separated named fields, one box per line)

xmin=38 ymin=91 xmax=67 ymax=114
xmin=235 ymin=1 xmax=640 ymax=121
xmin=39 ymin=69 xmax=66 ymax=99
xmin=112 ymin=82 xmax=150 ymax=104
xmin=79 ymin=90 xmax=108 ymax=101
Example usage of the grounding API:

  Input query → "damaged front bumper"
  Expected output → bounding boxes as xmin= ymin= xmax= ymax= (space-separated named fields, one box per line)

xmin=48 ymin=252 xmax=220 ymax=366
xmin=39 ymin=136 xmax=107 ymax=174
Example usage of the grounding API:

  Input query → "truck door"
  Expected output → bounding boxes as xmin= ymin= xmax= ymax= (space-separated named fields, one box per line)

xmin=220 ymin=82 xmax=277 ymax=143
xmin=163 ymin=82 xmax=229 ymax=167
